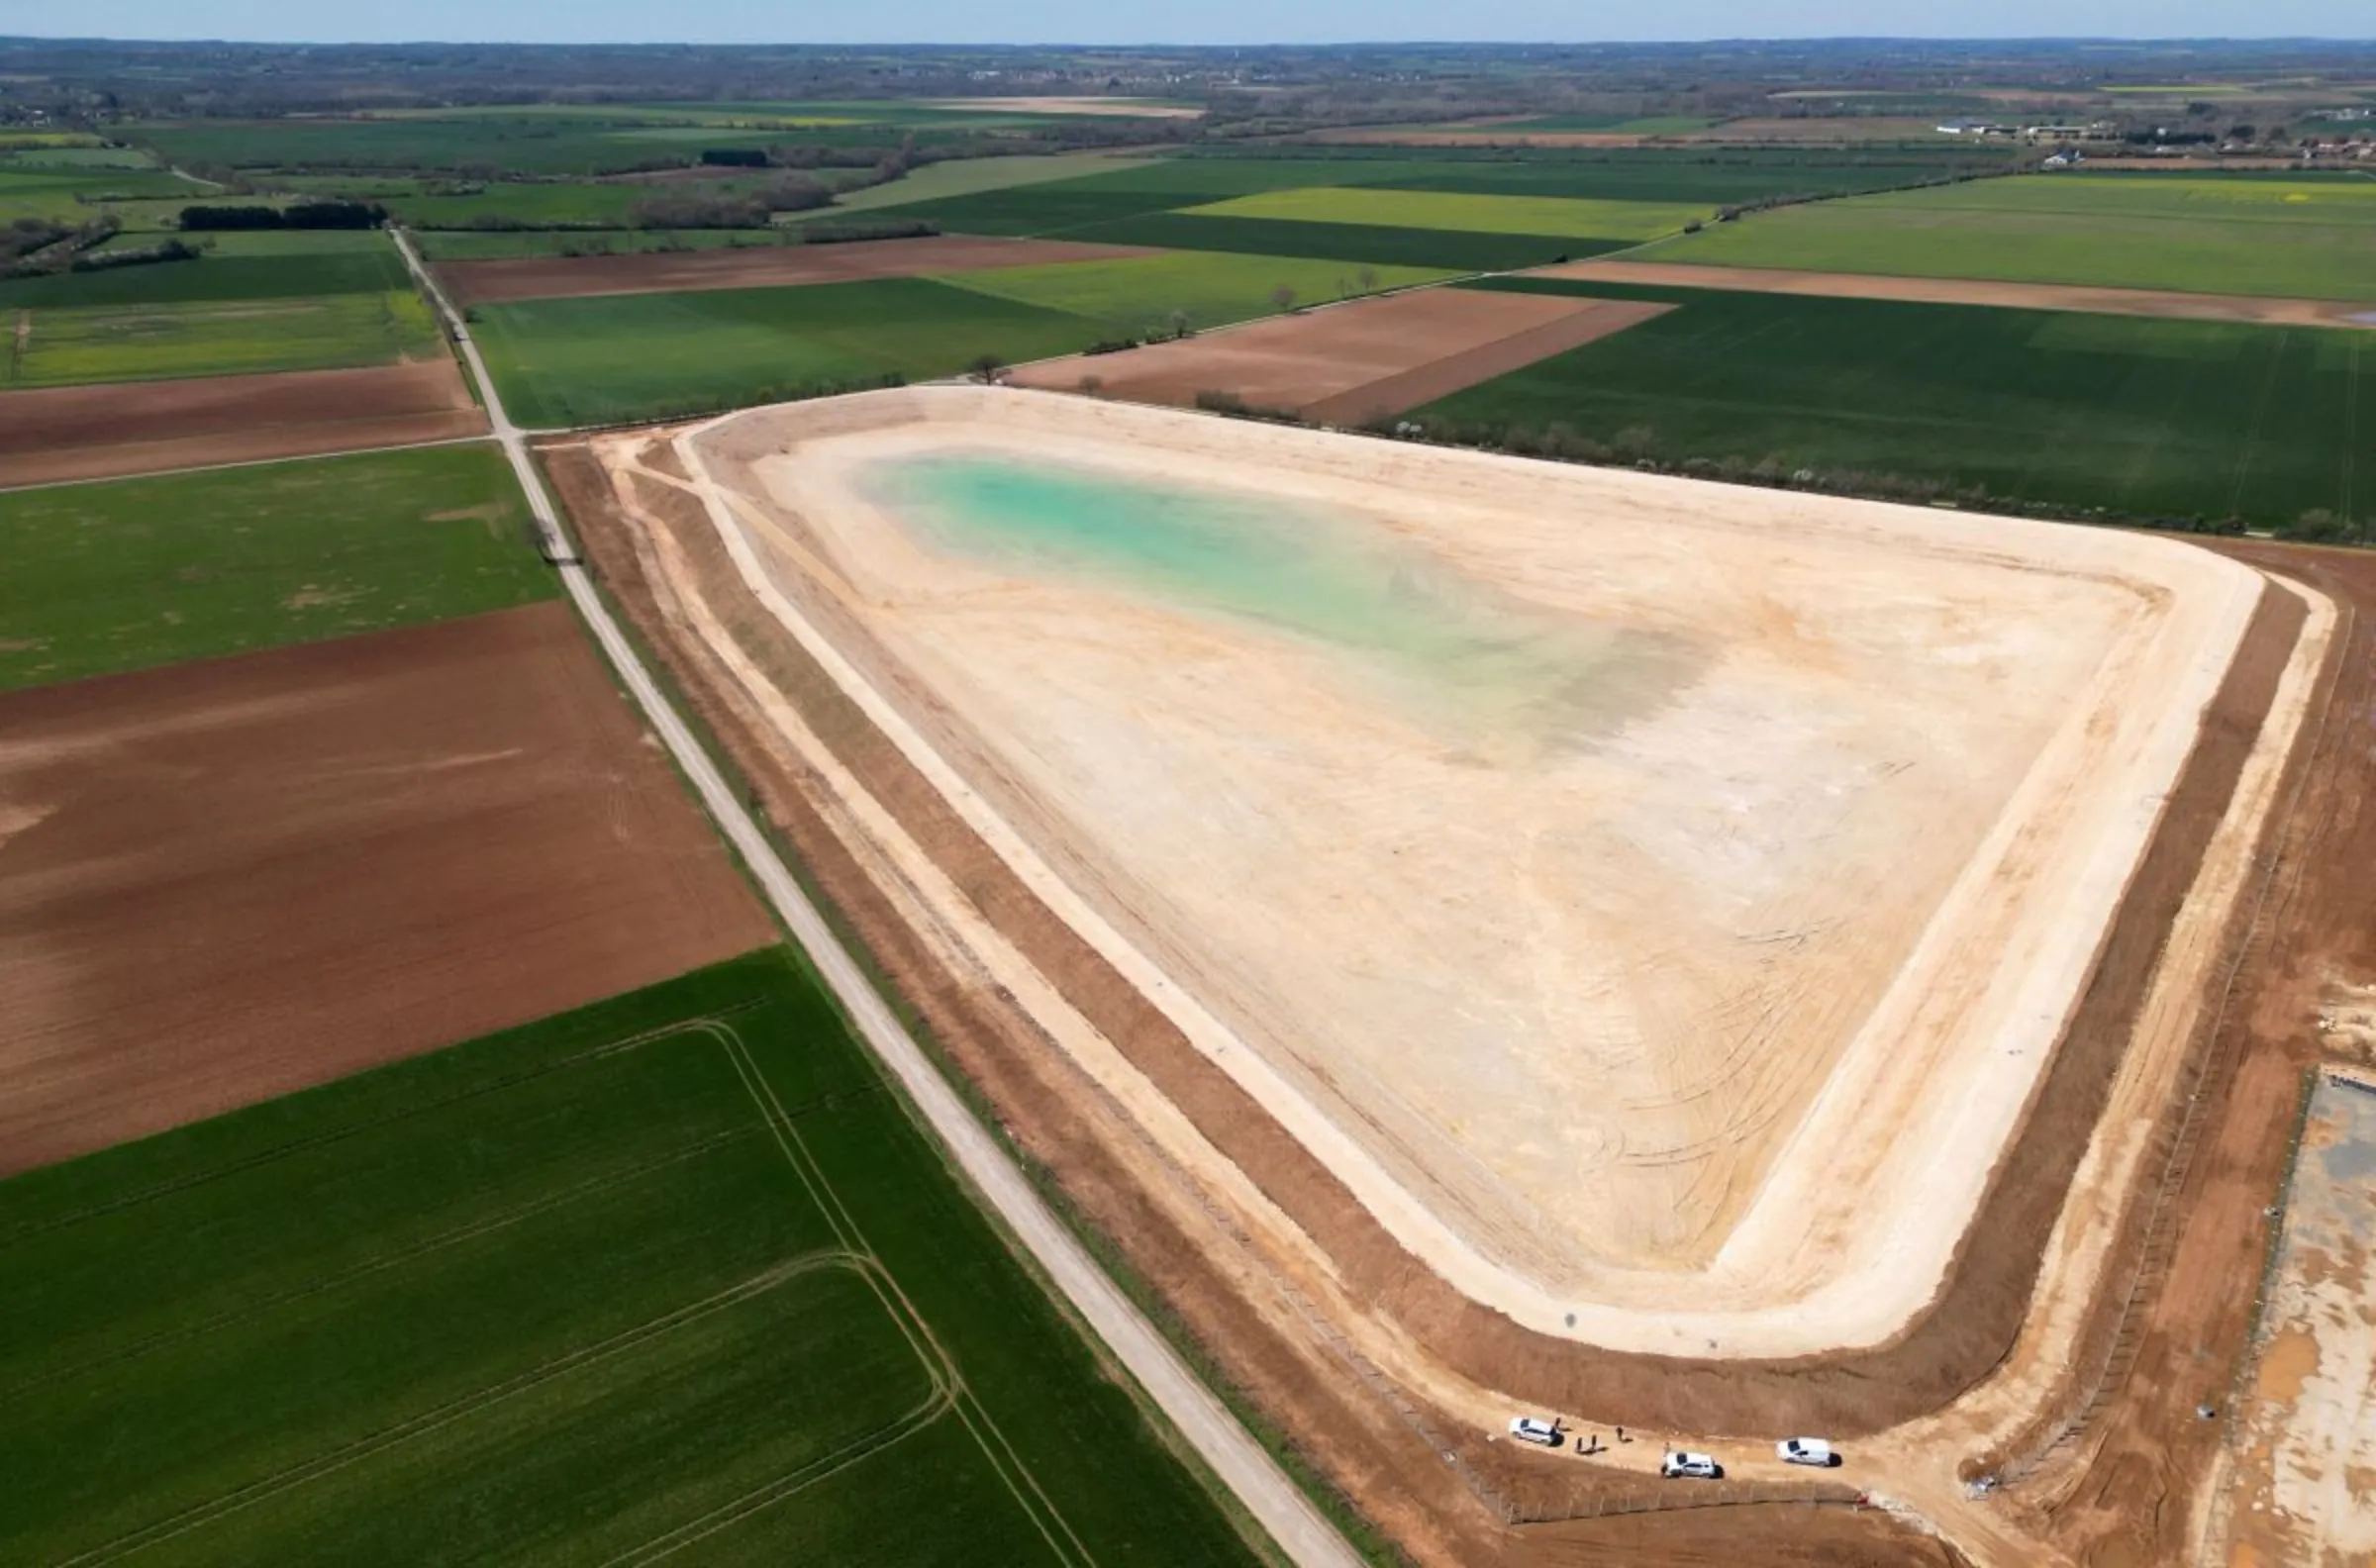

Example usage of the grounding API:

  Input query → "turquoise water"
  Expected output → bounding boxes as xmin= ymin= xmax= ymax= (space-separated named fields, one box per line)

xmin=861 ymin=452 xmax=1702 ymax=755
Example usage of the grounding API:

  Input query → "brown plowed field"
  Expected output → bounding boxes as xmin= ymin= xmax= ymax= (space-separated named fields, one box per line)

xmin=1532 ymin=258 xmax=2376 ymax=328
xmin=0 ymin=360 xmax=488 ymax=489
xmin=1008 ymin=288 xmax=1668 ymax=422
xmin=436 ymin=235 xmax=1161 ymax=307
xmin=0 ymin=601 xmax=771 ymax=1176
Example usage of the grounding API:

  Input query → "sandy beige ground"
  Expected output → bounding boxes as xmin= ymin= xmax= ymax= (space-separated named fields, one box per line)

xmin=1009 ymin=289 xmax=1670 ymax=422
xmin=1531 ymin=258 xmax=2376 ymax=328
xmin=2208 ymin=1068 xmax=2376 ymax=1567
xmin=654 ymin=386 xmax=2267 ymax=1360
xmin=563 ymin=408 xmax=2331 ymax=1565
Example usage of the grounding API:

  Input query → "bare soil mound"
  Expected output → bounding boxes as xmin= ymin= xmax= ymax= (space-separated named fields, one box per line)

xmin=1010 ymin=288 xmax=1667 ymax=421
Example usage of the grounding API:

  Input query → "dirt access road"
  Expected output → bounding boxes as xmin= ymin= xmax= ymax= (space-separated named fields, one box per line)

xmin=1993 ymin=540 xmax=2376 ymax=1568
xmin=1010 ymin=287 xmax=1669 ymax=423
xmin=0 ymin=360 xmax=488 ymax=490
xmin=1533 ymin=258 xmax=2376 ymax=329
xmin=392 ymin=228 xmax=1362 ymax=1568
xmin=0 ymin=602 xmax=770 ymax=1174
xmin=554 ymin=418 xmax=2000 ymax=1566
xmin=565 ymin=389 xmax=2329 ymax=1562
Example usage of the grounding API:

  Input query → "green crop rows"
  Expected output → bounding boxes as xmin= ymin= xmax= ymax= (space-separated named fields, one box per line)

xmin=2 ymin=289 xmax=440 ymax=388
xmin=0 ymin=247 xmax=413 ymax=310
xmin=412 ymin=227 xmax=815 ymax=261
xmin=940 ymin=250 xmax=1452 ymax=335
xmin=1635 ymin=173 xmax=2376 ymax=301
xmin=468 ymin=250 xmax=1461 ymax=426
xmin=875 ymin=158 xmax=1453 ymax=236
xmin=1420 ymin=278 xmax=2374 ymax=534
xmin=0 ymin=950 xmax=1265 ymax=1568
xmin=467 ymin=275 xmax=1098 ymax=427
xmin=820 ymin=151 xmax=1173 ymax=213
xmin=1179 ymin=186 xmax=1713 ymax=242
xmin=884 ymin=156 xmax=1866 ymax=243
xmin=1354 ymin=152 xmax=2000 ymax=203
xmin=0 ymin=445 xmax=554 ymax=690
xmin=1059 ymin=211 xmax=1621 ymax=270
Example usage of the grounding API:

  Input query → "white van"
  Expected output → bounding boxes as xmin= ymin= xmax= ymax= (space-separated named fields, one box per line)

xmin=1660 ymin=1450 xmax=1723 ymax=1480
xmin=1507 ymin=1416 xmax=1562 ymax=1447
xmin=1777 ymin=1436 xmax=1841 ymax=1467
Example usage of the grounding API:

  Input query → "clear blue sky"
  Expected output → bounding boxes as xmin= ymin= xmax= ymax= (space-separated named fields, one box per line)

xmin=17 ymin=2 xmax=2373 ymax=46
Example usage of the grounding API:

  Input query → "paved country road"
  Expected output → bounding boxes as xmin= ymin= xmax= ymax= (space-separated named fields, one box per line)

xmin=391 ymin=229 xmax=1365 ymax=1568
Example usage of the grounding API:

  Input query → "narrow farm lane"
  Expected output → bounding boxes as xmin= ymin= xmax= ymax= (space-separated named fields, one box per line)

xmin=391 ymin=227 xmax=1363 ymax=1568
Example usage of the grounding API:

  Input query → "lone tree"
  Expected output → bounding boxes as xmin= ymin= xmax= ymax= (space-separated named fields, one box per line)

xmin=1270 ymin=284 xmax=1298 ymax=313
xmin=967 ymin=352 xmax=1006 ymax=384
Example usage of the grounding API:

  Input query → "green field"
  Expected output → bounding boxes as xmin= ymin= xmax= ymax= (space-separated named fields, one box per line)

xmin=0 ymin=247 xmax=412 ymax=310
xmin=1059 ymin=212 xmax=1620 ymax=270
xmin=877 ymin=158 xmax=1459 ymax=236
xmin=940 ymin=250 xmax=1452 ymax=335
xmin=0 ymin=950 xmax=1266 ymax=1567
xmin=1459 ymin=113 xmax=1719 ymax=134
xmin=412 ymin=227 xmax=823 ymax=261
xmin=135 ymin=118 xmax=757 ymax=177
xmin=1179 ymin=187 xmax=1711 ymax=242
xmin=0 ymin=445 xmax=553 ymax=690
xmin=0 ymin=166 xmax=210 ymax=227
xmin=636 ymin=151 xmax=2011 ymax=242
xmin=131 ymin=110 xmax=1047 ymax=179
xmin=383 ymin=179 xmax=745 ymax=229
xmin=468 ymin=276 xmax=1099 ymax=427
xmin=137 ymin=228 xmax=406 ymax=255
xmin=3 ymin=288 xmax=440 ymax=388
xmin=1421 ymin=278 xmax=2373 ymax=535
xmin=821 ymin=151 xmax=1170 ymax=212
xmin=1354 ymin=152 xmax=2000 ymax=203
xmin=1635 ymin=173 xmax=2376 ymax=301
xmin=2 ymin=144 xmax=158 ymax=170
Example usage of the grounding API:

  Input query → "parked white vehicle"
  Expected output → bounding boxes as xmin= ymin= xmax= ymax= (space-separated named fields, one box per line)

xmin=1660 ymin=1450 xmax=1723 ymax=1479
xmin=1776 ymin=1436 xmax=1841 ymax=1467
xmin=1507 ymin=1416 xmax=1562 ymax=1447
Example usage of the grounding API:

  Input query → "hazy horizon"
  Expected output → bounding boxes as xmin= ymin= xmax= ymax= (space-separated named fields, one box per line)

xmin=10 ymin=2 xmax=2374 ymax=48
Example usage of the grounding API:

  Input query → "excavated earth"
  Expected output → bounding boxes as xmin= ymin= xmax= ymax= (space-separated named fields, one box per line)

xmin=1008 ymin=288 xmax=1670 ymax=423
xmin=548 ymin=389 xmax=2341 ymax=1567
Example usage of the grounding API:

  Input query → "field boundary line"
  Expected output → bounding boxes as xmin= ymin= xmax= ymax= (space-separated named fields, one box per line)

xmin=2227 ymin=331 xmax=2290 ymax=519
xmin=0 ymin=1007 xmax=768 ymax=1250
xmin=0 ymin=433 xmax=497 ymax=497
xmin=598 ymin=1388 xmax=951 ymax=1566
xmin=54 ymin=1253 xmax=866 ymax=1568
xmin=396 ymin=224 xmax=1361 ymax=1568
xmin=5 ymin=1124 xmax=753 ymax=1401
xmin=710 ymin=1020 xmax=1097 ymax=1568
